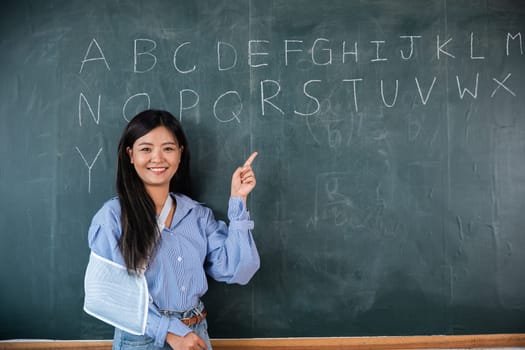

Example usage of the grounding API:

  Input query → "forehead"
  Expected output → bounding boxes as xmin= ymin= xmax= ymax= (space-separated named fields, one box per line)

xmin=134 ymin=126 xmax=178 ymax=145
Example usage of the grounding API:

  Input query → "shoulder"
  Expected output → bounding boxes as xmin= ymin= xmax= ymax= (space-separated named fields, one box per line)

xmin=173 ymin=193 xmax=198 ymax=206
xmin=90 ymin=197 xmax=121 ymax=227
xmin=88 ymin=197 xmax=124 ymax=261
xmin=173 ymin=193 xmax=213 ymax=218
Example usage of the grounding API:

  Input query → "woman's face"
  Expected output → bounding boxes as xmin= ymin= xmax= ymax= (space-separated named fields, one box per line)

xmin=127 ymin=126 xmax=183 ymax=192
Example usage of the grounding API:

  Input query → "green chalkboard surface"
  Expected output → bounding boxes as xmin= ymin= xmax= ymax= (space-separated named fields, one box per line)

xmin=1 ymin=0 xmax=524 ymax=340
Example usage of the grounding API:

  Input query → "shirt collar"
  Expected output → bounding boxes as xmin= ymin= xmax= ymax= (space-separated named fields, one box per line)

xmin=169 ymin=193 xmax=197 ymax=228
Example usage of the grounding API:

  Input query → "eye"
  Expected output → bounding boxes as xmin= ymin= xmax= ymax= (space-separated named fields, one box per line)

xmin=139 ymin=147 xmax=151 ymax=152
xmin=164 ymin=145 xmax=181 ymax=152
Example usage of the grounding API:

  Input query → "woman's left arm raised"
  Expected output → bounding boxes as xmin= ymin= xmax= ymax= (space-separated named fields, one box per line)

xmin=205 ymin=152 xmax=260 ymax=284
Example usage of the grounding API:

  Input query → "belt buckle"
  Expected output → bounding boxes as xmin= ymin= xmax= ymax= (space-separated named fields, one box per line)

xmin=180 ymin=309 xmax=207 ymax=326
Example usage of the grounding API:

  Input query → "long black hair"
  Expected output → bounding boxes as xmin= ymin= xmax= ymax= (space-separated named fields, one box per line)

xmin=116 ymin=109 xmax=191 ymax=272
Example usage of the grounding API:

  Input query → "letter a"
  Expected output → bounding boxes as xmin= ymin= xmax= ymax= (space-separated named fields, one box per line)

xmin=79 ymin=38 xmax=110 ymax=73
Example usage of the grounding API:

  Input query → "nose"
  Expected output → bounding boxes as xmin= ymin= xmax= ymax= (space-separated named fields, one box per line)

xmin=151 ymin=148 xmax=164 ymax=162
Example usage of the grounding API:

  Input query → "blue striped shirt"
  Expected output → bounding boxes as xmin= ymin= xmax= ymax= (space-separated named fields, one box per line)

xmin=87 ymin=193 xmax=260 ymax=346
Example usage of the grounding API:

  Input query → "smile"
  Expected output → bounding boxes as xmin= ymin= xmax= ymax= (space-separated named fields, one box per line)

xmin=148 ymin=167 xmax=168 ymax=174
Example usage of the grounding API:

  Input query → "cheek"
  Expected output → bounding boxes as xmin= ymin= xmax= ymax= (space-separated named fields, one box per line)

xmin=130 ymin=153 xmax=146 ymax=166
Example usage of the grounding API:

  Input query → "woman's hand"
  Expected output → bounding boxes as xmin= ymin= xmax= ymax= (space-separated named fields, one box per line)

xmin=231 ymin=152 xmax=258 ymax=203
xmin=166 ymin=332 xmax=207 ymax=350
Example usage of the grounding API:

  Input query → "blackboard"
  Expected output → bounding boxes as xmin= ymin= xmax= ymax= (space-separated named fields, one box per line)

xmin=1 ymin=0 xmax=524 ymax=340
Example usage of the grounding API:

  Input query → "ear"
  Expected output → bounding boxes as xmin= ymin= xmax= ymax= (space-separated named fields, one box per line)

xmin=126 ymin=147 xmax=134 ymax=164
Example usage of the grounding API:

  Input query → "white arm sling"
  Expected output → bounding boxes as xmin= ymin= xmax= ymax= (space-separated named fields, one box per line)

xmin=83 ymin=196 xmax=172 ymax=335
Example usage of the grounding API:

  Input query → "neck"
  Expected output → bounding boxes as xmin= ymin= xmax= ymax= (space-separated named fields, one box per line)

xmin=146 ymin=186 xmax=170 ymax=215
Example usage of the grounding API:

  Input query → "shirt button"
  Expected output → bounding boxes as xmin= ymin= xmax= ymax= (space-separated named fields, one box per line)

xmin=177 ymin=256 xmax=183 ymax=262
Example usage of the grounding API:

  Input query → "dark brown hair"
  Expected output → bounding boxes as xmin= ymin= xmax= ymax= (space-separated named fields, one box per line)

xmin=116 ymin=109 xmax=191 ymax=272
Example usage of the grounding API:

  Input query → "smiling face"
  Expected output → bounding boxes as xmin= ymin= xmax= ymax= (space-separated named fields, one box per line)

xmin=127 ymin=126 xmax=183 ymax=193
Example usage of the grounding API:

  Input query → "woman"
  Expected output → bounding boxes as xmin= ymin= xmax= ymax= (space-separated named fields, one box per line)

xmin=85 ymin=109 xmax=260 ymax=350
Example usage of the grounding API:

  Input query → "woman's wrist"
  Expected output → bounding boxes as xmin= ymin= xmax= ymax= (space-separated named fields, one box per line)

xmin=230 ymin=193 xmax=247 ymax=204
xmin=228 ymin=196 xmax=251 ymax=221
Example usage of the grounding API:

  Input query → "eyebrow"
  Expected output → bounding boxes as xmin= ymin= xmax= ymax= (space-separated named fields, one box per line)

xmin=136 ymin=141 xmax=179 ymax=146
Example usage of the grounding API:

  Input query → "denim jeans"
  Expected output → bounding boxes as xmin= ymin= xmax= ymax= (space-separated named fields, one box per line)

xmin=112 ymin=303 xmax=212 ymax=350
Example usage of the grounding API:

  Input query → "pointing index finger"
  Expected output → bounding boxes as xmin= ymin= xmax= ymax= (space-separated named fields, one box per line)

xmin=243 ymin=152 xmax=258 ymax=167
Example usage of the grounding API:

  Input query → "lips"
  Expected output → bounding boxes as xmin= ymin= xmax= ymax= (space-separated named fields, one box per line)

xmin=148 ymin=167 xmax=168 ymax=174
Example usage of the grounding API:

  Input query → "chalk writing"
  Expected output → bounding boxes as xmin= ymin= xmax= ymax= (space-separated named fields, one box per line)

xmin=400 ymin=35 xmax=421 ymax=60
xmin=414 ymin=77 xmax=437 ymax=105
xmin=134 ymin=39 xmax=157 ymax=73
xmin=74 ymin=31 xmax=523 ymax=192
xmin=456 ymin=74 xmax=479 ymax=99
xmin=75 ymin=147 xmax=103 ymax=193
xmin=294 ymin=80 xmax=322 ymax=117
xmin=123 ymin=93 xmax=151 ymax=122
xmin=173 ymin=42 xmax=196 ymax=74
xmin=312 ymin=172 xmax=353 ymax=228
xmin=79 ymin=38 xmax=110 ymax=73
xmin=78 ymin=92 xmax=101 ymax=126
xmin=380 ymin=80 xmax=399 ymax=108
xmin=491 ymin=73 xmax=516 ymax=98
xmin=217 ymin=41 xmax=237 ymax=71
xmin=213 ymin=91 xmax=242 ymax=123
xmin=179 ymin=89 xmax=199 ymax=121
xmin=80 ymin=33 xmax=523 ymax=72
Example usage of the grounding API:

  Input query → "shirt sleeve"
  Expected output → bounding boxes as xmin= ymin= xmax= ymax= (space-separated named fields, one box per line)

xmin=87 ymin=203 xmax=125 ymax=266
xmin=145 ymin=306 xmax=192 ymax=347
xmin=204 ymin=197 xmax=260 ymax=285
xmin=87 ymin=202 xmax=190 ymax=347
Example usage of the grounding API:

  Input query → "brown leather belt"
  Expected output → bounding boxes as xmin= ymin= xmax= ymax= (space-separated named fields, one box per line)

xmin=180 ymin=309 xmax=207 ymax=326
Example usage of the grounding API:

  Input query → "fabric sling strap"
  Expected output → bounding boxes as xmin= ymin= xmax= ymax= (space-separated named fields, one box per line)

xmin=83 ymin=195 xmax=173 ymax=335
xmin=156 ymin=195 xmax=172 ymax=232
